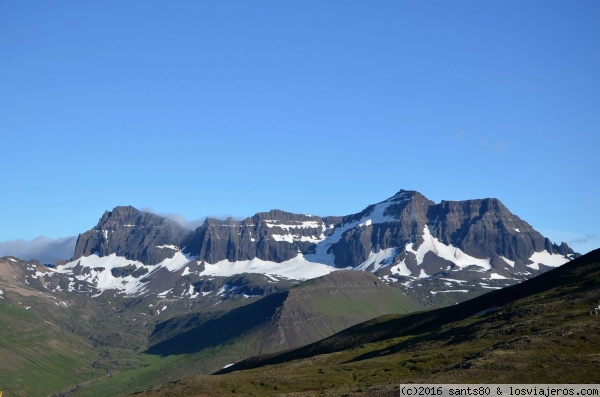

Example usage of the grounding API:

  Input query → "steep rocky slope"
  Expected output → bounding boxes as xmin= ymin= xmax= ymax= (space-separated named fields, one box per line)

xmin=23 ymin=190 xmax=575 ymax=306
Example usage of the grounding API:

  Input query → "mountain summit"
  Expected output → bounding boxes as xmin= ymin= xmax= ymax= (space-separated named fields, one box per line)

xmin=33 ymin=189 xmax=575 ymax=299
xmin=72 ymin=205 xmax=187 ymax=265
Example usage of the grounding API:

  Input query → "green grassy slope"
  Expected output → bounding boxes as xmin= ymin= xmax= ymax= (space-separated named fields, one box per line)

xmin=147 ymin=271 xmax=421 ymax=359
xmin=136 ymin=249 xmax=600 ymax=396
xmin=0 ymin=296 xmax=102 ymax=397
xmin=73 ymin=271 xmax=421 ymax=396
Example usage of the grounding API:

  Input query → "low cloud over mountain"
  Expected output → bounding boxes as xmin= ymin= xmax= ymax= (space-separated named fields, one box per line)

xmin=0 ymin=236 xmax=77 ymax=264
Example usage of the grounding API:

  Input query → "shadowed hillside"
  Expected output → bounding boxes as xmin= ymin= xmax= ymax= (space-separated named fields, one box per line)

xmin=147 ymin=270 xmax=422 ymax=360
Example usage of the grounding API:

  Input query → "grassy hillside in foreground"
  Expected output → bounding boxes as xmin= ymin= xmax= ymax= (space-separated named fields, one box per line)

xmin=134 ymin=249 xmax=600 ymax=397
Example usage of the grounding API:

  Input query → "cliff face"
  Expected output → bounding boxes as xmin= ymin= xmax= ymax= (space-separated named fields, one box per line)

xmin=65 ymin=190 xmax=576 ymax=297
xmin=181 ymin=210 xmax=341 ymax=264
xmin=428 ymin=198 xmax=554 ymax=260
xmin=72 ymin=206 xmax=188 ymax=266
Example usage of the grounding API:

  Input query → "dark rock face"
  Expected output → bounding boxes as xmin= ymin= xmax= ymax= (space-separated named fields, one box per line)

xmin=325 ymin=191 xmax=576 ymax=268
xmin=427 ymin=198 xmax=546 ymax=261
xmin=330 ymin=191 xmax=434 ymax=268
xmin=71 ymin=191 xmax=576 ymax=274
xmin=182 ymin=210 xmax=341 ymax=263
xmin=110 ymin=265 xmax=148 ymax=278
xmin=72 ymin=206 xmax=189 ymax=266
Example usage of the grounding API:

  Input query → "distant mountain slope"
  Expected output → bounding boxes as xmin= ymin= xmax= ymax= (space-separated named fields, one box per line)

xmin=147 ymin=270 xmax=421 ymax=368
xmin=33 ymin=189 xmax=575 ymax=301
xmin=134 ymin=248 xmax=600 ymax=396
xmin=70 ymin=270 xmax=422 ymax=396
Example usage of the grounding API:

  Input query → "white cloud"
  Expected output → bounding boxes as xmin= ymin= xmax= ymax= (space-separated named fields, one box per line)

xmin=141 ymin=207 xmax=246 ymax=230
xmin=164 ymin=213 xmax=206 ymax=230
xmin=139 ymin=207 xmax=206 ymax=230
xmin=0 ymin=236 xmax=77 ymax=264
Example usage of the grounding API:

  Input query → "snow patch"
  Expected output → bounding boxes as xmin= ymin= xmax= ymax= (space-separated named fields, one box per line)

xmin=157 ymin=244 xmax=179 ymax=250
xmin=187 ymin=284 xmax=199 ymax=298
xmin=355 ymin=248 xmax=397 ymax=272
xmin=389 ymin=261 xmax=412 ymax=277
xmin=271 ymin=234 xmax=323 ymax=243
xmin=527 ymin=250 xmax=570 ymax=269
xmin=264 ymin=221 xmax=322 ymax=230
xmin=303 ymin=199 xmax=399 ymax=266
xmin=56 ymin=251 xmax=196 ymax=296
xmin=271 ymin=234 xmax=294 ymax=243
xmin=430 ymin=289 xmax=469 ymax=295
xmin=216 ymin=284 xmax=229 ymax=296
xmin=500 ymin=256 xmax=515 ymax=267
xmin=160 ymin=251 xmax=194 ymax=272
xmin=201 ymin=254 xmax=337 ymax=280
xmin=265 ymin=274 xmax=279 ymax=282
xmin=57 ymin=254 xmax=149 ymax=295
xmin=392 ymin=226 xmax=492 ymax=278
xmin=439 ymin=278 xmax=467 ymax=284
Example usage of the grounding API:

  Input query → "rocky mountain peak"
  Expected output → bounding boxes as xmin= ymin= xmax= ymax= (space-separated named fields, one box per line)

xmin=62 ymin=190 xmax=577 ymax=299
xmin=72 ymin=206 xmax=188 ymax=265
xmin=390 ymin=189 xmax=421 ymax=199
xmin=99 ymin=205 xmax=140 ymax=223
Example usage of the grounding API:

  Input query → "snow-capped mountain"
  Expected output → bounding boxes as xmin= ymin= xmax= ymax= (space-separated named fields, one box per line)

xmin=32 ymin=190 xmax=576 ymax=299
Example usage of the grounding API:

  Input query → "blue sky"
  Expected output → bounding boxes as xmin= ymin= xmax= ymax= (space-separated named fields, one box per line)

xmin=1 ymin=1 xmax=599 ymax=262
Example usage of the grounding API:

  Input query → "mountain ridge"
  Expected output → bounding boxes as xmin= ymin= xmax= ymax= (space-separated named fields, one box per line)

xmin=17 ymin=189 xmax=576 ymax=304
xmin=62 ymin=190 xmax=576 ymax=291
xmin=0 ymin=190 xmax=588 ymax=397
